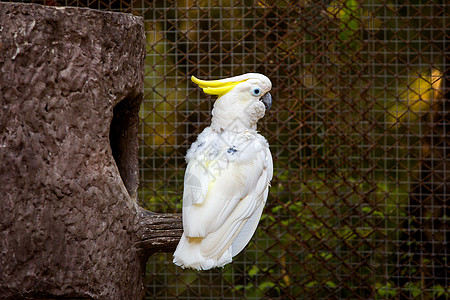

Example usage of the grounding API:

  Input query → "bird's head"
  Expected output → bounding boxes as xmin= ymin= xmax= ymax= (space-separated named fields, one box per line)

xmin=191 ymin=73 xmax=272 ymax=132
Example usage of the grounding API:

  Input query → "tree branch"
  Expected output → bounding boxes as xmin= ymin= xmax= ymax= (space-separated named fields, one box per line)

xmin=136 ymin=209 xmax=183 ymax=256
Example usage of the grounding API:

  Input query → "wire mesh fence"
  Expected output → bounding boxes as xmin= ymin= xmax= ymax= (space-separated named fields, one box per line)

xmin=11 ymin=0 xmax=450 ymax=299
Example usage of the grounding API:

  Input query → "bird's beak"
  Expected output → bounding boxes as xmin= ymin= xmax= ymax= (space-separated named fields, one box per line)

xmin=260 ymin=93 xmax=272 ymax=110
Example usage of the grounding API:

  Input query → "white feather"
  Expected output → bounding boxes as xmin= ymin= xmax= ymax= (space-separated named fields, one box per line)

xmin=231 ymin=151 xmax=272 ymax=256
xmin=173 ymin=73 xmax=273 ymax=270
xmin=173 ymin=128 xmax=272 ymax=270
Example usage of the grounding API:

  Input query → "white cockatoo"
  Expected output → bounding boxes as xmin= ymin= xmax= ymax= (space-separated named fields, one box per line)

xmin=173 ymin=73 xmax=273 ymax=270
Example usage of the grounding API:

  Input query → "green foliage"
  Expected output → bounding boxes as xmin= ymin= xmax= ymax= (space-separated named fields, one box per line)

xmin=375 ymin=282 xmax=397 ymax=299
xmin=139 ymin=0 xmax=448 ymax=298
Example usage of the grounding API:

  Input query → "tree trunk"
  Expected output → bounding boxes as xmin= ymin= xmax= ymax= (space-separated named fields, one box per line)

xmin=0 ymin=3 xmax=181 ymax=299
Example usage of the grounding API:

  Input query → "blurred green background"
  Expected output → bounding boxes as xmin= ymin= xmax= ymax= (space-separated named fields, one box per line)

xmin=136 ymin=1 xmax=449 ymax=299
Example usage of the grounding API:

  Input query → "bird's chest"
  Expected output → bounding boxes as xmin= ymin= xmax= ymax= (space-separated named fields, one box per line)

xmin=186 ymin=130 xmax=265 ymax=175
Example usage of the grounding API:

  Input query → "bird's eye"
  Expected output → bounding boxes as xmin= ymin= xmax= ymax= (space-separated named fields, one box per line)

xmin=252 ymin=88 xmax=261 ymax=96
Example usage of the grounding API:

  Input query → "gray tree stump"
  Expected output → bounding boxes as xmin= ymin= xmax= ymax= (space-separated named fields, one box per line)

xmin=0 ymin=3 xmax=181 ymax=299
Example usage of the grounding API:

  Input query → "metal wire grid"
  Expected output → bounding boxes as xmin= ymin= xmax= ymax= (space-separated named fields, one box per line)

xmin=10 ymin=0 xmax=450 ymax=299
xmin=139 ymin=1 xmax=449 ymax=298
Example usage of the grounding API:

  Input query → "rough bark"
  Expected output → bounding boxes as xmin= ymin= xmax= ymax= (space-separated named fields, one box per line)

xmin=0 ymin=3 xmax=181 ymax=299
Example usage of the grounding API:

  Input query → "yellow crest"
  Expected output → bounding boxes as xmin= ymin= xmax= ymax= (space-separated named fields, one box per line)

xmin=191 ymin=75 xmax=246 ymax=97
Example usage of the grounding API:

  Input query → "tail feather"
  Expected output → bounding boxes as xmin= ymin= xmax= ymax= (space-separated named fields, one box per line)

xmin=173 ymin=234 xmax=232 ymax=270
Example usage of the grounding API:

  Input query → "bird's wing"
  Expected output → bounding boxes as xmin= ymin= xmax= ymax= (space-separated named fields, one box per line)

xmin=182 ymin=140 xmax=272 ymax=258
xmin=183 ymin=159 xmax=211 ymax=206
xmin=230 ymin=148 xmax=273 ymax=256
xmin=198 ymin=147 xmax=272 ymax=260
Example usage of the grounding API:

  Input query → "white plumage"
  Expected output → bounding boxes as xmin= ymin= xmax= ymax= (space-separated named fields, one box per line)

xmin=173 ymin=73 xmax=273 ymax=270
